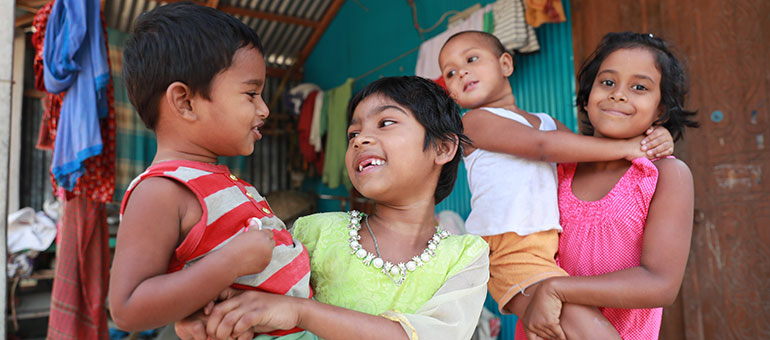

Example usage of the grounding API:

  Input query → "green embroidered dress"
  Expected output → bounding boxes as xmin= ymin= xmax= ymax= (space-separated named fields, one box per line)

xmin=290 ymin=212 xmax=489 ymax=340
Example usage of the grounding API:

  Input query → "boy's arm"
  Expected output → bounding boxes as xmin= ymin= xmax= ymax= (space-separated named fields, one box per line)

xmin=463 ymin=109 xmax=652 ymax=162
xmin=108 ymin=177 xmax=275 ymax=331
xmin=530 ymin=159 xmax=694 ymax=309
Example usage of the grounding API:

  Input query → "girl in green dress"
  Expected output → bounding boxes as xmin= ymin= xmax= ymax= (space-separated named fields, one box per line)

xmin=179 ymin=76 xmax=490 ymax=340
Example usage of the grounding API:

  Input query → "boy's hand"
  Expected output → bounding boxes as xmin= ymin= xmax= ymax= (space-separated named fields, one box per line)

xmin=521 ymin=281 xmax=566 ymax=340
xmin=206 ymin=291 xmax=300 ymax=340
xmin=641 ymin=126 xmax=674 ymax=158
xmin=221 ymin=219 xmax=275 ymax=278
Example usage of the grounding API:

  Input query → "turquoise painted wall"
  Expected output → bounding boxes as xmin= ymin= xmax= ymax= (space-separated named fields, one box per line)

xmin=303 ymin=2 xmax=575 ymax=337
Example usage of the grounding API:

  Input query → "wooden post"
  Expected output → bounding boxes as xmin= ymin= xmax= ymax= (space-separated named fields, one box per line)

xmin=269 ymin=0 xmax=346 ymax=109
xmin=0 ymin=0 xmax=18 ymax=336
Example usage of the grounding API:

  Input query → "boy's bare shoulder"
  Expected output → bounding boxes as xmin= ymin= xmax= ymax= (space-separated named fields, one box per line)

xmin=127 ymin=176 xmax=191 ymax=204
xmin=122 ymin=176 xmax=202 ymax=233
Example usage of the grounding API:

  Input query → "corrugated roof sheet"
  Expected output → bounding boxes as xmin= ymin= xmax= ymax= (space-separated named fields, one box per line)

xmin=104 ymin=0 xmax=332 ymax=71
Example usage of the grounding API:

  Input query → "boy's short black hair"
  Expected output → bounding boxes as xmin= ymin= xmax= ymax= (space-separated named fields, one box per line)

xmin=576 ymin=31 xmax=698 ymax=141
xmin=123 ymin=1 xmax=264 ymax=130
xmin=441 ymin=30 xmax=507 ymax=57
xmin=348 ymin=76 xmax=471 ymax=204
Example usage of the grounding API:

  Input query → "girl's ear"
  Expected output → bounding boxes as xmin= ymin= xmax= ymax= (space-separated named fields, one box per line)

xmin=165 ymin=81 xmax=197 ymax=122
xmin=499 ymin=52 xmax=514 ymax=77
xmin=656 ymin=104 xmax=669 ymax=124
xmin=434 ymin=135 xmax=459 ymax=166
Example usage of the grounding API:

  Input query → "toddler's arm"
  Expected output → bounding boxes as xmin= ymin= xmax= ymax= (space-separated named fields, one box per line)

xmin=108 ymin=177 xmax=275 ymax=331
xmin=462 ymin=109 xmax=673 ymax=162
xmin=523 ymin=159 xmax=693 ymax=331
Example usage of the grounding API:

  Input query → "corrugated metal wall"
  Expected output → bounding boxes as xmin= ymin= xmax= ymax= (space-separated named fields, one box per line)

xmin=436 ymin=0 xmax=577 ymax=221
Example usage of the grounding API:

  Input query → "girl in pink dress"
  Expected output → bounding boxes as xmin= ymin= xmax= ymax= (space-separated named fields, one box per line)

xmin=519 ymin=32 xmax=698 ymax=340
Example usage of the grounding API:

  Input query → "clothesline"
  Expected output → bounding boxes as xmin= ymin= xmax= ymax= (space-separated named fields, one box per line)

xmin=351 ymin=4 xmax=476 ymax=84
xmin=352 ymin=45 xmax=420 ymax=83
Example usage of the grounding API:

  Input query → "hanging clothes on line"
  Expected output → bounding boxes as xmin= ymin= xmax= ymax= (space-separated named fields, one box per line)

xmin=283 ymin=83 xmax=320 ymax=116
xmin=43 ymin=0 xmax=111 ymax=192
xmin=32 ymin=2 xmax=114 ymax=339
xmin=415 ymin=5 xmax=490 ymax=80
xmin=322 ymin=78 xmax=354 ymax=190
xmin=34 ymin=0 xmax=116 ymax=203
xmin=524 ymin=0 xmax=566 ymax=27
xmin=297 ymin=91 xmax=325 ymax=173
xmin=494 ymin=0 xmax=540 ymax=54
xmin=310 ymin=89 xmax=325 ymax=152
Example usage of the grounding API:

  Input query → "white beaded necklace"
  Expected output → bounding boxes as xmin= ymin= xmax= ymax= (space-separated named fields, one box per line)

xmin=347 ymin=210 xmax=450 ymax=286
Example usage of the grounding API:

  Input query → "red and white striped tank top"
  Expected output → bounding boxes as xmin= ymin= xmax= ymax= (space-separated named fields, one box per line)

xmin=120 ymin=160 xmax=312 ymax=300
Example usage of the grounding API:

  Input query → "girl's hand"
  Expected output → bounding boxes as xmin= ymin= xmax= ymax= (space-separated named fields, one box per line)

xmin=174 ymin=310 xmax=209 ymax=340
xmin=641 ymin=126 xmax=674 ymax=158
xmin=521 ymin=281 xmax=567 ymax=340
xmin=206 ymin=291 xmax=301 ymax=340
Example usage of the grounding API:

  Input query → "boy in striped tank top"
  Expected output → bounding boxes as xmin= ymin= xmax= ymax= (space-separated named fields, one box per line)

xmin=108 ymin=3 xmax=311 ymax=339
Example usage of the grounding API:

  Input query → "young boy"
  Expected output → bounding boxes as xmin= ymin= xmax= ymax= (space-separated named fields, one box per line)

xmin=438 ymin=31 xmax=673 ymax=339
xmin=108 ymin=3 xmax=311 ymax=337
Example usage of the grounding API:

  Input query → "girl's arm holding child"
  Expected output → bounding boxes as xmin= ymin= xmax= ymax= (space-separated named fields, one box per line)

xmin=461 ymin=108 xmax=673 ymax=162
xmin=108 ymin=177 xmax=275 ymax=331
xmin=186 ymin=219 xmax=489 ymax=340
xmin=523 ymin=158 xmax=694 ymax=339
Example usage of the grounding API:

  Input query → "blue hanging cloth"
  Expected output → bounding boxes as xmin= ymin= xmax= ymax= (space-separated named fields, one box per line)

xmin=43 ymin=0 xmax=109 ymax=190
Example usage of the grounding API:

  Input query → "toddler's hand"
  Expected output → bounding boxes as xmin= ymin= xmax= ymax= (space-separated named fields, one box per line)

xmin=222 ymin=218 xmax=275 ymax=278
xmin=624 ymin=134 xmax=648 ymax=160
xmin=641 ymin=126 xmax=674 ymax=158
xmin=522 ymin=281 xmax=566 ymax=340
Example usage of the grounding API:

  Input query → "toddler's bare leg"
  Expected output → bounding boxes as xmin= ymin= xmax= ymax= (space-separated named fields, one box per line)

xmin=503 ymin=283 xmax=620 ymax=340
xmin=559 ymin=303 xmax=619 ymax=340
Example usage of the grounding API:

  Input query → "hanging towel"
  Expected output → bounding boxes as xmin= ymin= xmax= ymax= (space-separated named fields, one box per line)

xmin=494 ymin=0 xmax=540 ymax=54
xmin=298 ymin=91 xmax=319 ymax=166
xmin=43 ymin=0 xmax=110 ymax=191
xmin=415 ymin=7 xmax=489 ymax=80
xmin=322 ymin=78 xmax=354 ymax=190
xmin=309 ymin=89 xmax=325 ymax=152
xmin=524 ymin=0 xmax=566 ymax=28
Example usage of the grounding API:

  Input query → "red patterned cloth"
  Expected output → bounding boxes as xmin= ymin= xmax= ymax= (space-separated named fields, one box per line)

xmin=33 ymin=2 xmax=113 ymax=339
xmin=31 ymin=1 xmax=61 ymax=151
xmin=32 ymin=0 xmax=116 ymax=203
xmin=47 ymin=196 xmax=110 ymax=340
xmin=297 ymin=91 xmax=321 ymax=172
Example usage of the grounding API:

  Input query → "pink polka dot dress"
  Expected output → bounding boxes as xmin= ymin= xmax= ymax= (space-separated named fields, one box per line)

xmin=556 ymin=157 xmax=663 ymax=339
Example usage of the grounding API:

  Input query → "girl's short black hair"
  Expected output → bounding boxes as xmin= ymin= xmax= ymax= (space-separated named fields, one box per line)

xmin=123 ymin=1 xmax=264 ymax=130
xmin=576 ymin=31 xmax=698 ymax=141
xmin=348 ymin=76 xmax=471 ymax=204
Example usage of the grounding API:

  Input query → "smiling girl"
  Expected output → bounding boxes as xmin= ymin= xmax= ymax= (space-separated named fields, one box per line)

xmin=519 ymin=32 xmax=698 ymax=340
